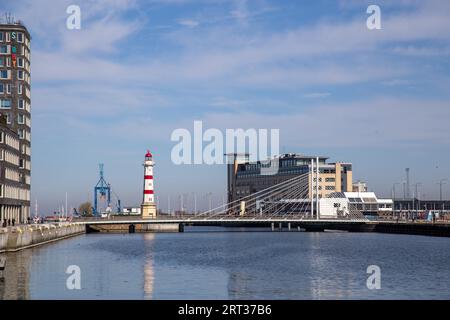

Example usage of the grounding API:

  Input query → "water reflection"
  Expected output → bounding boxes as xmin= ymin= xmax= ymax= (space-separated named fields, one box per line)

xmin=143 ymin=233 xmax=155 ymax=299
xmin=0 ymin=251 xmax=31 ymax=300
xmin=0 ymin=229 xmax=450 ymax=299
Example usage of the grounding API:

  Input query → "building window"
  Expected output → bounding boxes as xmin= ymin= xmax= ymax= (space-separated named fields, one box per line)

xmin=18 ymin=114 xmax=25 ymax=124
xmin=17 ymin=58 xmax=24 ymax=68
xmin=0 ymin=83 xmax=3 ymax=94
xmin=0 ymin=70 xmax=8 ymax=79
xmin=0 ymin=99 xmax=11 ymax=109
xmin=18 ymin=33 xmax=24 ymax=43
xmin=0 ymin=132 xmax=3 ymax=143
xmin=0 ymin=32 xmax=3 ymax=42
xmin=18 ymin=100 xmax=25 ymax=109
xmin=18 ymin=84 xmax=22 ymax=95
xmin=6 ymin=113 xmax=11 ymax=124
xmin=18 ymin=129 xmax=25 ymax=139
xmin=0 ymin=45 xmax=7 ymax=53
xmin=18 ymin=70 xmax=24 ymax=80
xmin=6 ymin=83 xmax=11 ymax=94
xmin=19 ymin=158 xmax=25 ymax=168
xmin=0 ymin=57 xmax=4 ymax=67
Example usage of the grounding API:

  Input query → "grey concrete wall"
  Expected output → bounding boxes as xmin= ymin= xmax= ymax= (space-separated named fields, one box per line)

xmin=0 ymin=223 xmax=85 ymax=253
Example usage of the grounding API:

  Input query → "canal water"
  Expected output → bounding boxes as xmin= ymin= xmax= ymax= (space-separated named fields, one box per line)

xmin=1 ymin=227 xmax=450 ymax=299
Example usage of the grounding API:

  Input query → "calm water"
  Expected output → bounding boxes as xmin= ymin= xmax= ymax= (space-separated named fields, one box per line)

xmin=1 ymin=227 xmax=450 ymax=300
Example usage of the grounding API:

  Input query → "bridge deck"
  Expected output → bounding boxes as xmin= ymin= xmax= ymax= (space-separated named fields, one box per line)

xmin=72 ymin=217 xmax=450 ymax=237
xmin=74 ymin=217 xmax=372 ymax=225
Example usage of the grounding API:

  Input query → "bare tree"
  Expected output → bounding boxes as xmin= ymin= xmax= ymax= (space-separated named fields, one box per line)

xmin=78 ymin=202 xmax=93 ymax=217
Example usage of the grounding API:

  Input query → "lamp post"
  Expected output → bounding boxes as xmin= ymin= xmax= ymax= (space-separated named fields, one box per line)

xmin=205 ymin=192 xmax=212 ymax=212
xmin=168 ymin=195 xmax=171 ymax=215
xmin=437 ymin=179 xmax=447 ymax=219
xmin=414 ymin=183 xmax=421 ymax=218
xmin=402 ymin=181 xmax=407 ymax=200
xmin=192 ymin=192 xmax=197 ymax=214
xmin=392 ymin=182 xmax=400 ymax=218
xmin=437 ymin=179 xmax=447 ymax=201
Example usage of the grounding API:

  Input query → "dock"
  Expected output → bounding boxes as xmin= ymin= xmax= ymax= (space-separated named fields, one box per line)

xmin=0 ymin=223 xmax=85 ymax=253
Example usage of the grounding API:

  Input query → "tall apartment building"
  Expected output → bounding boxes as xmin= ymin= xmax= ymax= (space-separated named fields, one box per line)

xmin=0 ymin=19 xmax=31 ymax=224
xmin=227 ymin=153 xmax=353 ymax=205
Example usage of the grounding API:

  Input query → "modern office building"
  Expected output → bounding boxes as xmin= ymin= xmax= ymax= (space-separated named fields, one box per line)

xmin=227 ymin=153 xmax=353 ymax=205
xmin=0 ymin=18 xmax=31 ymax=224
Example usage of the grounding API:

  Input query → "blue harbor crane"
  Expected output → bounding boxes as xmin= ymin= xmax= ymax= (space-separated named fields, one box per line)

xmin=93 ymin=164 xmax=121 ymax=215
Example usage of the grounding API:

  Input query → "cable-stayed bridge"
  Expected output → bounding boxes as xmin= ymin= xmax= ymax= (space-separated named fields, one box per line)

xmin=190 ymin=172 xmax=366 ymax=221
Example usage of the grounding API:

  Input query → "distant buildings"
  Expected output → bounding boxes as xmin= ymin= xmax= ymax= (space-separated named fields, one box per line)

xmin=226 ymin=153 xmax=397 ymax=219
xmin=319 ymin=192 xmax=393 ymax=219
xmin=393 ymin=199 xmax=450 ymax=212
xmin=227 ymin=153 xmax=353 ymax=205
xmin=352 ymin=181 xmax=368 ymax=192
xmin=0 ymin=20 xmax=31 ymax=224
xmin=121 ymin=207 xmax=141 ymax=215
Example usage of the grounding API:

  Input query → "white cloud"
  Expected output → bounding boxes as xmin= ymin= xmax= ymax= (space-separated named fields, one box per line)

xmin=60 ymin=16 xmax=139 ymax=54
xmin=11 ymin=0 xmax=450 ymax=93
xmin=392 ymin=45 xmax=450 ymax=56
xmin=303 ymin=92 xmax=331 ymax=99
xmin=210 ymin=96 xmax=246 ymax=109
xmin=9 ymin=0 xmax=450 ymax=147
xmin=177 ymin=19 xmax=200 ymax=28
xmin=381 ymin=79 xmax=411 ymax=86
xmin=230 ymin=0 xmax=248 ymax=22
xmin=191 ymin=98 xmax=450 ymax=148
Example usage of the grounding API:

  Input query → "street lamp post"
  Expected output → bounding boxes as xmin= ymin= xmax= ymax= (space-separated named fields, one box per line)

xmin=392 ymin=182 xmax=400 ymax=218
xmin=192 ymin=192 xmax=197 ymax=214
xmin=168 ymin=195 xmax=171 ymax=215
xmin=402 ymin=181 xmax=407 ymax=200
xmin=437 ymin=179 xmax=448 ymax=219
xmin=205 ymin=192 xmax=212 ymax=212
xmin=414 ymin=183 xmax=421 ymax=219
xmin=437 ymin=179 xmax=447 ymax=201
xmin=179 ymin=194 xmax=183 ymax=213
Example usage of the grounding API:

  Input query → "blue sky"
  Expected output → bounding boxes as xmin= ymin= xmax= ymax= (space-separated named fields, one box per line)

xmin=2 ymin=0 xmax=450 ymax=213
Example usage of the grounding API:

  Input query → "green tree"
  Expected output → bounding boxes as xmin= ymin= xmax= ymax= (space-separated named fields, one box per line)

xmin=78 ymin=202 xmax=93 ymax=217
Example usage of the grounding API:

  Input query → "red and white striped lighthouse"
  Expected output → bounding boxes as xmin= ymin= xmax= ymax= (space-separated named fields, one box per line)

xmin=141 ymin=150 xmax=157 ymax=219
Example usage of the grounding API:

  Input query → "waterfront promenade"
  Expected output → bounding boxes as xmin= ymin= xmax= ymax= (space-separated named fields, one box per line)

xmin=0 ymin=223 xmax=85 ymax=253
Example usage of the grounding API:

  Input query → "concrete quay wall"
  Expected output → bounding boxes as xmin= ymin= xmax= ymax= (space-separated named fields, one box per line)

xmin=86 ymin=223 xmax=182 ymax=233
xmin=0 ymin=224 xmax=85 ymax=253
